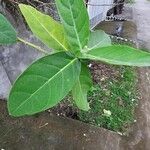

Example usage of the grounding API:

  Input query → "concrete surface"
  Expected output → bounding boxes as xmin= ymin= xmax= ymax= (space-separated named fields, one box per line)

xmin=132 ymin=0 xmax=150 ymax=50
xmin=0 ymin=101 xmax=123 ymax=150
xmin=125 ymin=0 xmax=150 ymax=149
xmin=0 ymin=33 xmax=44 ymax=99
xmin=0 ymin=6 xmax=48 ymax=99
xmin=0 ymin=61 xmax=11 ymax=99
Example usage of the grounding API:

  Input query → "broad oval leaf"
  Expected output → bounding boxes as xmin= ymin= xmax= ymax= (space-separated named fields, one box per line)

xmin=8 ymin=52 xmax=81 ymax=116
xmin=0 ymin=14 xmax=17 ymax=45
xmin=81 ymin=45 xmax=150 ymax=66
xmin=72 ymin=63 xmax=92 ymax=111
xmin=87 ymin=30 xmax=111 ymax=50
xmin=55 ymin=0 xmax=90 ymax=53
xmin=19 ymin=4 xmax=69 ymax=51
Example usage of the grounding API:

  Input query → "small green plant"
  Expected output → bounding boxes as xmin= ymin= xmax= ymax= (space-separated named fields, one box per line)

xmin=1 ymin=0 xmax=150 ymax=117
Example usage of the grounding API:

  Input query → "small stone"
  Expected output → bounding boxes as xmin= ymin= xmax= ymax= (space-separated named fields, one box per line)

xmin=100 ymin=77 xmax=105 ymax=81
xmin=117 ymin=132 xmax=123 ymax=135
xmin=118 ymin=98 xmax=124 ymax=106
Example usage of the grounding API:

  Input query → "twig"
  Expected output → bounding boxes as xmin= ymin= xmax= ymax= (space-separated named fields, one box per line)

xmin=17 ymin=37 xmax=48 ymax=55
xmin=8 ymin=0 xmax=19 ymax=5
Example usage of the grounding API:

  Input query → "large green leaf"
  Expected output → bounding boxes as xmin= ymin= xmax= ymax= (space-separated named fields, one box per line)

xmin=19 ymin=4 xmax=68 ymax=51
xmin=87 ymin=30 xmax=111 ymax=50
xmin=55 ymin=0 xmax=90 ymax=53
xmin=0 ymin=14 xmax=17 ymax=45
xmin=72 ymin=63 xmax=92 ymax=111
xmin=81 ymin=45 xmax=150 ymax=66
xmin=8 ymin=52 xmax=81 ymax=116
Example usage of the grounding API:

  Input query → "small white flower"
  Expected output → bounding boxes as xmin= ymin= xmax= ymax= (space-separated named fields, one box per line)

xmin=88 ymin=63 xmax=92 ymax=68
xmin=103 ymin=109 xmax=111 ymax=117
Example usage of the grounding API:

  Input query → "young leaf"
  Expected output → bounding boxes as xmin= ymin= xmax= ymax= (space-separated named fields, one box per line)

xmin=19 ymin=4 xmax=69 ymax=51
xmin=0 ymin=14 xmax=17 ymax=45
xmin=72 ymin=63 xmax=92 ymax=111
xmin=81 ymin=45 xmax=150 ymax=66
xmin=55 ymin=0 xmax=90 ymax=53
xmin=8 ymin=52 xmax=81 ymax=117
xmin=87 ymin=30 xmax=111 ymax=50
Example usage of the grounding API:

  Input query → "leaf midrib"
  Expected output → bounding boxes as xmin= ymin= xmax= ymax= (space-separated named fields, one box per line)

xmin=84 ymin=53 xmax=127 ymax=64
xmin=68 ymin=1 xmax=82 ymax=51
xmin=89 ymin=36 xmax=108 ymax=51
xmin=84 ymin=53 xmax=150 ymax=66
xmin=12 ymin=57 xmax=78 ymax=113
xmin=22 ymin=5 xmax=68 ymax=51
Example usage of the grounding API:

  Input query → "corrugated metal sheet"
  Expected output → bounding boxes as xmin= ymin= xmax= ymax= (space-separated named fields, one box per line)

xmin=88 ymin=0 xmax=114 ymax=28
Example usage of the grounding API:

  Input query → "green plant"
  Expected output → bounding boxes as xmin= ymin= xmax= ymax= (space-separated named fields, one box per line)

xmin=2 ymin=0 xmax=150 ymax=117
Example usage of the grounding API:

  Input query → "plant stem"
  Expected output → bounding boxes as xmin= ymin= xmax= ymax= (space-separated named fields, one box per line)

xmin=17 ymin=37 xmax=48 ymax=55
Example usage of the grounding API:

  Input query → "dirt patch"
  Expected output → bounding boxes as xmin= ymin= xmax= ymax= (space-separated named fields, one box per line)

xmin=90 ymin=62 xmax=120 ymax=84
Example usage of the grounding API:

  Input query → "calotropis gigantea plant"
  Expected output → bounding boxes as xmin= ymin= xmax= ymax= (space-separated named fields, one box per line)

xmin=1 ymin=0 xmax=150 ymax=117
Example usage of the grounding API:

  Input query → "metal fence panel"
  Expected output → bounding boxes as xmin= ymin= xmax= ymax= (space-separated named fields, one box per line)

xmin=88 ymin=0 xmax=114 ymax=28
